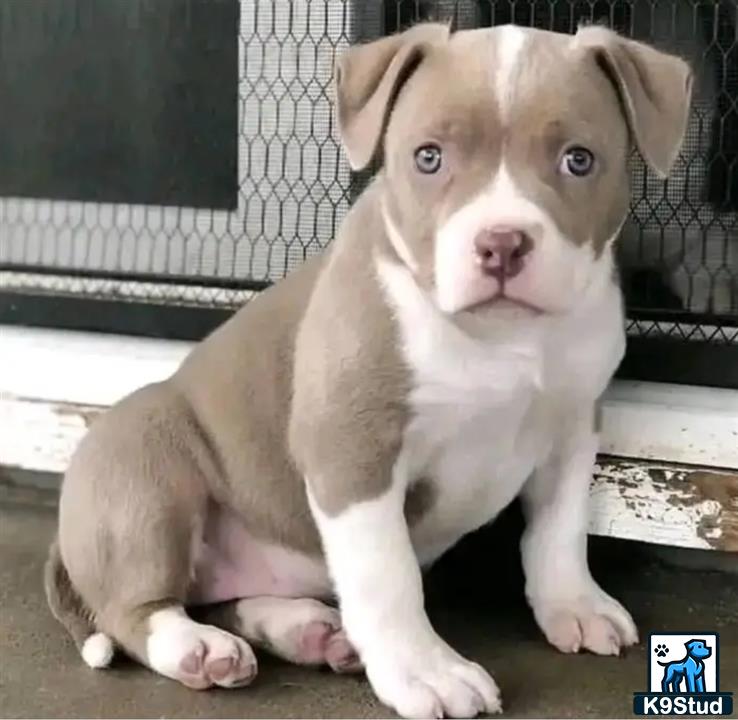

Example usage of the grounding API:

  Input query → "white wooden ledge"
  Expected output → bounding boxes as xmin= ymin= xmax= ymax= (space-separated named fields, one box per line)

xmin=1 ymin=325 xmax=737 ymax=552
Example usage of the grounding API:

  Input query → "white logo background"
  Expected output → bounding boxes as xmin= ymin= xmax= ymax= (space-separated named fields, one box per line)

xmin=649 ymin=633 xmax=718 ymax=693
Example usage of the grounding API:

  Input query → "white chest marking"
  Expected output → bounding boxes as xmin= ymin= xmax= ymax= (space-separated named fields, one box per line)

xmin=376 ymin=255 xmax=622 ymax=564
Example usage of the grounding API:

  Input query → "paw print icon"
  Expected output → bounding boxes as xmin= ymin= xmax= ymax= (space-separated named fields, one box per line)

xmin=654 ymin=643 xmax=669 ymax=658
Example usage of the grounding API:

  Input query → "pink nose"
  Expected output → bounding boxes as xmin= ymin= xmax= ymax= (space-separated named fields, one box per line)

xmin=473 ymin=227 xmax=533 ymax=280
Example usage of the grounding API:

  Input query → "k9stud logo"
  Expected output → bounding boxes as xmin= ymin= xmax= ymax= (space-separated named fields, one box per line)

xmin=633 ymin=632 xmax=733 ymax=716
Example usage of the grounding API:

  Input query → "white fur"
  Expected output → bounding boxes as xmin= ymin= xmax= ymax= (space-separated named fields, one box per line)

xmin=81 ymin=632 xmax=114 ymax=669
xmin=382 ymin=198 xmax=419 ymax=272
xmin=147 ymin=607 xmax=256 ymax=688
xmin=494 ymin=25 xmax=528 ymax=121
xmin=323 ymin=234 xmax=634 ymax=715
xmin=434 ymin=164 xmax=598 ymax=315
xmin=520 ymin=420 xmax=639 ymax=655
xmin=307 ymin=481 xmax=501 ymax=719
xmin=381 ymin=251 xmax=623 ymax=559
xmin=236 ymin=596 xmax=339 ymax=636
xmin=308 ymin=247 xmax=626 ymax=716
xmin=234 ymin=596 xmax=341 ymax=662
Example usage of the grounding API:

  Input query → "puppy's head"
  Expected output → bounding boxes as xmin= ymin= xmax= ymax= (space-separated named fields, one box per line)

xmin=335 ymin=23 xmax=693 ymax=316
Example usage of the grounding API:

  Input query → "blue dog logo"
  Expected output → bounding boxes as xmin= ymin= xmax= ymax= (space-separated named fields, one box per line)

xmin=633 ymin=632 xmax=733 ymax=716
xmin=658 ymin=639 xmax=712 ymax=693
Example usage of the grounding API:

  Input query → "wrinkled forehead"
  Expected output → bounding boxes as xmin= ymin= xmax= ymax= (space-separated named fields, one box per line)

xmin=390 ymin=25 xmax=625 ymax=143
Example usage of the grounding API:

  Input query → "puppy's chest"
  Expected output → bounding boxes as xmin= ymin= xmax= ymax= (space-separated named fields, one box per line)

xmin=399 ymin=336 xmax=556 ymax=561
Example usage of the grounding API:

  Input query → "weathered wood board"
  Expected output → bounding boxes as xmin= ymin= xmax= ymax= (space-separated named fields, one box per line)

xmin=2 ymin=393 xmax=736 ymax=552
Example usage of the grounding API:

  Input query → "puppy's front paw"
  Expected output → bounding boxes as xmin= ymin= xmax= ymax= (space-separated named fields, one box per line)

xmin=531 ymin=586 xmax=638 ymax=656
xmin=366 ymin=643 xmax=501 ymax=719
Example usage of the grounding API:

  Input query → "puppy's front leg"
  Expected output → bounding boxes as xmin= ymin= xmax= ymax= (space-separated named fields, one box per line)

xmin=521 ymin=403 xmax=639 ymax=656
xmin=308 ymin=479 xmax=501 ymax=719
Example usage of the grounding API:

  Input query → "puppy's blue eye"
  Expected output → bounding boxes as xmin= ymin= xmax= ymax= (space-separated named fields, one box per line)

xmin=560 ymin=146 xmax=595 ymax=177
xmin=415 ymin=144 xmax=442 ymax=174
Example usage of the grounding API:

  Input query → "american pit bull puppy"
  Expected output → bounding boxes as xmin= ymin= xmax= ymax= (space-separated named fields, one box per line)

xmin=46 ymin=22 xmax=692 ymax=719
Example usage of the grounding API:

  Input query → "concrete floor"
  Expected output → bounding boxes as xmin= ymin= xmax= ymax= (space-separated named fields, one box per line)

xmin=1 ymin=481 xmax=736 ymax=719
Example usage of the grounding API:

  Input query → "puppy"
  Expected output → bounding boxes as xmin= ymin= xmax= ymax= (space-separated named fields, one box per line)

xmin=46 ymin=22 xmax=692 ymax=719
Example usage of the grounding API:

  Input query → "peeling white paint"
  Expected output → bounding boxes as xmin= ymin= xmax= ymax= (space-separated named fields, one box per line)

xmin=0 ymin=395 xmax=101 ymax=474
xmin=590 ymin=462 xmax=723 ymax=550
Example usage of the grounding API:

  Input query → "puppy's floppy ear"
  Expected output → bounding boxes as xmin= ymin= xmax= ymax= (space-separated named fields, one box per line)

xmin=575 ymin=26 xmax=693 ymax=178
xmin=335 ymin=23 xmax=450 ymax=171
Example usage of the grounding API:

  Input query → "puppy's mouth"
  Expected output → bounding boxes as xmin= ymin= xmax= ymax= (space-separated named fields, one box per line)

xmin=466 ymin=293 xmax=545 ymax=316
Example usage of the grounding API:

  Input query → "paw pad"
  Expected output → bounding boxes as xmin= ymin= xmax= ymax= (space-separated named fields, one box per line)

xmin=654 ymin=643 xmax=669 ymax=658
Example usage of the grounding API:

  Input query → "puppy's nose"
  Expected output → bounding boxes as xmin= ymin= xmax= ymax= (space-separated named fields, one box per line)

xmin=474 ymin=227 xmax=533 ymax=280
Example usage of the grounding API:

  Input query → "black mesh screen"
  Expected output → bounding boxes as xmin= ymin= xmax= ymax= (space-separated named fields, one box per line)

xmin=0 ymin=0 xmax=736 ymax=383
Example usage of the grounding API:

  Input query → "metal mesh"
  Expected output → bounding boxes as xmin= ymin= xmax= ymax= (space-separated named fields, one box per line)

xmin=0 ymin=0 xmax=736 ymax=342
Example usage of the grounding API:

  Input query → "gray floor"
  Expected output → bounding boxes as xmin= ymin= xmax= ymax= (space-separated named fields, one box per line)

xmin=1 ymin=481 xmax=736 ymax=719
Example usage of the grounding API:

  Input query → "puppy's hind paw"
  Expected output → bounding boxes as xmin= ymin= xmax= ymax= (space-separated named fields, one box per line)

xmin=147 ymin=609 xmax=258 ymax=689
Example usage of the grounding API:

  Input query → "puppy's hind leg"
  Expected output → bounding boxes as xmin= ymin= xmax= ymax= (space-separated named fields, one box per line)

xmin=58 ymin=383 xmax=257 ymax=689
xmin=203 ymin=597 xmax=362 ymax=674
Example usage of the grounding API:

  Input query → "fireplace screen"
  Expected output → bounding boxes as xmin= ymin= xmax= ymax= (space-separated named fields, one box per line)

xmin=0 ymin=0 xmax=736 ymax=388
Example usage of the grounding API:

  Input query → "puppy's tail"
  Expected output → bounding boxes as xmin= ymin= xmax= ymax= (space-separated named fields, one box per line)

xmin=44 ymin=538 xmax=115 ymax=669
